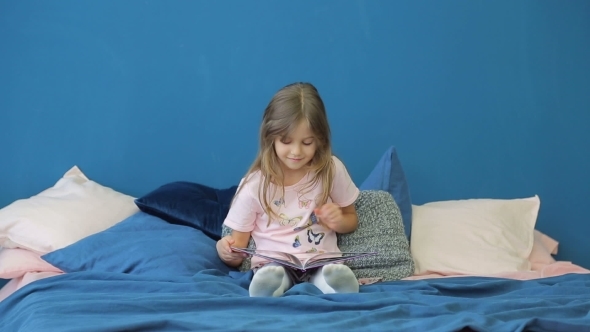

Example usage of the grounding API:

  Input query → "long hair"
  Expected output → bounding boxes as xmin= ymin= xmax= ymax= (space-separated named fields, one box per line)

xmin=237 ymin=82 xmax=334 ymax=221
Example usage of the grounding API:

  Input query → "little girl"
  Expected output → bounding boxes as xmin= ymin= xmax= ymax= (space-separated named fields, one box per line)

xmin=217 ymin=82 xmax=360 ymax=297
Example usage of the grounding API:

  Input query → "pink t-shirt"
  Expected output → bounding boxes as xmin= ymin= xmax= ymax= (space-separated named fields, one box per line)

xmin=224 ymin=156 xmax=360 ymax=268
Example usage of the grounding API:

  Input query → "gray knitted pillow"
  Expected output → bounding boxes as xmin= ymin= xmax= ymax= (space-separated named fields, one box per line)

xmin=339 ymin=190 xmax=414 ymax=281
xmin=221 ymin=190 xmax=414 ymax=281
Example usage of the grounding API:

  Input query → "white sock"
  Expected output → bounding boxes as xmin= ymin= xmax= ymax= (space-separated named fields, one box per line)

xmin=311 ymin=264 xmax=359 ymax=294
xmin=249 ymin=265 xmax=291 ymax=297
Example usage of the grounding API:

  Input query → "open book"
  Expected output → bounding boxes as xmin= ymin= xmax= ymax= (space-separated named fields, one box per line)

xmin=231 ymin=247 xmax=378 ymax=272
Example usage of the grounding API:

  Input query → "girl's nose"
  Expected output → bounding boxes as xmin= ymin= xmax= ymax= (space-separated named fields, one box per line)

xmin=291 ymin=144 xmax=302 ymax=155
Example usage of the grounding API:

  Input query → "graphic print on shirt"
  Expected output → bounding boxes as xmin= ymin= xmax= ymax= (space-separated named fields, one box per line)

xmin=292 ymin=235 xmax=301 ymax=248
xmin=298 ymin=199 xmax=311 ymax=209
xmin=307 ymin=229 xmax=325 ymax=245
xmin=278 ymin=213 xmax=302 ymax=226
xmin=273 ymin=197 xmax=285 ymax=207
xmin=291 ymin=212 xmax=326 ymax=246
xmin=296 ymin=190 xmax=314 ymax=210
xmin=293 ymin=212 xmax=321 ymax=232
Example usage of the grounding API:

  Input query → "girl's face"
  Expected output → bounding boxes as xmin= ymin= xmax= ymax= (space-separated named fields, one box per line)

xmin=273 ymin=120 xmax=317 ymax=176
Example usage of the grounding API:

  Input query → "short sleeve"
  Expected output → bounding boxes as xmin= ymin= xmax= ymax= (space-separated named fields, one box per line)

xmin=223 ymin=178 xmax=259 ymax=232
xmin=330 ymin=156 xmax=360 ymax=207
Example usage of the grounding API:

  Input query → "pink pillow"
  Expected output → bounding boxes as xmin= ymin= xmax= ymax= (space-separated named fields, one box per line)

xmin=0 ymin=248 xmax=62 ymax=279
xmin=0 ymin=271 xmax=63 ymax=302
xmin=528 ymin=230 xmax=559 ymax=265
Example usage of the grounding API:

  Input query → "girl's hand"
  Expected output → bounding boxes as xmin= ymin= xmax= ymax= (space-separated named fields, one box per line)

xmin=314 ymin=203 xmax=343 ymax=230
xmin=216 ymin=235 xmax=247 ymax=266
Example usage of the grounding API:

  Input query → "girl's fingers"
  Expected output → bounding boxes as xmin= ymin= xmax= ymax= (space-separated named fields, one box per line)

xmin=314 ymin=208 xmax=322 ymax=219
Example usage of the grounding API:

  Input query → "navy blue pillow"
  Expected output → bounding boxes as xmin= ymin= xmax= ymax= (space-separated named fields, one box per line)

xmin=42 ymin=212 xmax=233 ymax=276
xmin=360 ymin=146 xmax=413 ymax=238
xmin=134 ymin=181 xmax=238 ymax=241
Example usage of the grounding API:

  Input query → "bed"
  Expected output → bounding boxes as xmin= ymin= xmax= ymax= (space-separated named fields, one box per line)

xmin=1 ymin=146 xmax=590 ymax=332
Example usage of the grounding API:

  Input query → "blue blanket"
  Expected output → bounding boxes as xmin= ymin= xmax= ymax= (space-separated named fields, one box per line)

xmin=1 ymin=271 xmax=590 ymax=331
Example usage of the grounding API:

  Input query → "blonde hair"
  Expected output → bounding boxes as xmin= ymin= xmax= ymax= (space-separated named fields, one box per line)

xmin=237 ymin=82 xmax=334 ymax=221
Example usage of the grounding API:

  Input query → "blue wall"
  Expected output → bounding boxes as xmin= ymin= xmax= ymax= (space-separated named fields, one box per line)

xmin=1 ymin=1 xmax=589 ymax=266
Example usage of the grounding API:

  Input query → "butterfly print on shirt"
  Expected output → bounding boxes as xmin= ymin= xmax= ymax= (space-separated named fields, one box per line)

xmin=273 ymin=197 xmax=285 ymax=207
xmin=292 ymin=235 xmax=301 ymax=248
xmin=307 ymin=229 xmax=325 ymax=245
xmin=293 ymin=212 xmax=321 ymax=232
xmin=298 ymin=199 xmax=311 ymax=209
xmin=279 ymin=213 xmax=302 ymax=226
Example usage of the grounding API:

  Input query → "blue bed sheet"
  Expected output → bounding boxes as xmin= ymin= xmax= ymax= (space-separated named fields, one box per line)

xmin=1 ymin=271 xmax=590 ymax=331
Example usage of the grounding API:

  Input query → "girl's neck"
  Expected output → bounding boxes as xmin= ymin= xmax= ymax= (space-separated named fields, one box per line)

xmin=277 ymin=165 xmax=309 ymax=187
xmin=283 ymin=171 xmax=307 ymax=187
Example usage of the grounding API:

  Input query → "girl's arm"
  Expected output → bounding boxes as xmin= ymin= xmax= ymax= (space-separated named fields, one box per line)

xmin=219 ymin=178 xmax=257 ymax=266
xmin=315 ymin=203 xmax=358 ymax=234
xmin=335 ymin=203 xmax=358 ymax=234
xmin=217 ymin=230 xmax=252 ymax=267
xmin=231 ymin=229 xmax=252 ymax=248
xmin=324 ymin=156 xmax=360 ymax=234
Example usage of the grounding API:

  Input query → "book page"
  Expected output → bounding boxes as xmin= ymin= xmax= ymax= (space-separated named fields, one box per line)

xmin=231 ymin=248 xmax=378 ymax=271
xmin=231 ymin=248 xmax=304 ymax=269
xmin=298 ymin=252 xmax=343 ymax=266
xmin=303 ymin=252 xmax=378 ymax=269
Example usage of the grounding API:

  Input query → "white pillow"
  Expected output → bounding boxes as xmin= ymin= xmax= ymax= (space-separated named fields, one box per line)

xmin=0 ymin=166 xmax=139 ymax=253
xmin=410 ymin=195 xmax=540 ymax=275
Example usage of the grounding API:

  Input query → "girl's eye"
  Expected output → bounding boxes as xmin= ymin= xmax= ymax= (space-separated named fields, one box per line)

xmin=281 ymin=139 xmax=291 ymax=144
xmin=303 ymin=142 xmax=313 ymax=146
